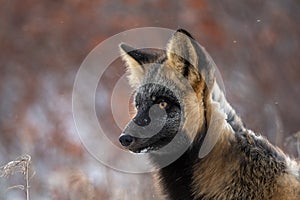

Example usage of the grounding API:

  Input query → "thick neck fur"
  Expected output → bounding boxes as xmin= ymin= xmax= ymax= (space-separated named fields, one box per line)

xmin=153 ymin=91 xmax=236 ymax=199
xmin=153 ymin=83 xmax=299 ymax=200
xmin=152 ymin=125 xmax=208 ymax=200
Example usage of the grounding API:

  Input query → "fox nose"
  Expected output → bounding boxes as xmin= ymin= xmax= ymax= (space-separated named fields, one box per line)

xmin=119 ymin=134 xmax=134 ymax=147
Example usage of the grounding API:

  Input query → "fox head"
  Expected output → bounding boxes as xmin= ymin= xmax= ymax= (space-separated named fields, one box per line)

xmin=118 ymin=29 xmax=216 ymax=156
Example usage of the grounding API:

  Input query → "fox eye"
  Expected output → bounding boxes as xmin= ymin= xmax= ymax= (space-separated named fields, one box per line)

xmin=158 ymin=100 xmax=168 ymax=109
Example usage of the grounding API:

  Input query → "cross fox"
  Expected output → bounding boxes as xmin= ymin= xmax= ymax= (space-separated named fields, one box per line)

xmin=118 ymin=29 xmax=300 ymax=200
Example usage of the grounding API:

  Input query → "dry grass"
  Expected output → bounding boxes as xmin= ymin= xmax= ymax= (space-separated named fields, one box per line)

xmin=0 ymin=154 xmax=34 ymax=200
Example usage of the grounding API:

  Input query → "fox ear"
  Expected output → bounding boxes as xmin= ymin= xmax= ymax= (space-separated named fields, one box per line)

xmin=166 ymin=29 xmax=200 ymax=87
xmin=167 ymin=29 xmax=215 ymax=89
xmin=119 ymin=43 xmax=161 ymax=88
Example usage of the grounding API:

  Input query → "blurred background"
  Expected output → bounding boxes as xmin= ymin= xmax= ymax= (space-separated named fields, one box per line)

xmin=0 ymin=0 xmax=299 ymax=199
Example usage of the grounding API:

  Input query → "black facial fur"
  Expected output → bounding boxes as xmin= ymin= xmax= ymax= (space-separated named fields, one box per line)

xmin=122 ymin=83 xmax=182 ymax=153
